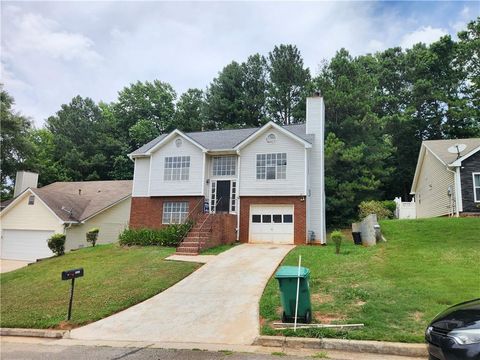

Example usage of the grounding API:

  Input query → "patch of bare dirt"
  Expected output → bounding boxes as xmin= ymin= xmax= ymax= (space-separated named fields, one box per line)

xmin=313 ymin=312 xmax=346 ymax=324
xmin=311 ymin=293 xmax=334 ymax=304
xmin=56 ymin=321 xmax=76 ymax=330
xmin=412 ymin=311 xmax=424 ymax=322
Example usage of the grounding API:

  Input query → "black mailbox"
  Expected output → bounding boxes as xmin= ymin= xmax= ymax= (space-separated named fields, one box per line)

xmin=61 ymin=268 xmax=84 ymax=281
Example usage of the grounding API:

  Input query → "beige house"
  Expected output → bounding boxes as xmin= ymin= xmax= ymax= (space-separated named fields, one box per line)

xmin=0 ymin=177 xmax=132 ymax=261
xmin=410 ymin=138 xmax=480 ymax=218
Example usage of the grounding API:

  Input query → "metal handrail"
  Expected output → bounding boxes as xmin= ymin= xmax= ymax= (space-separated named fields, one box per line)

xmin=196 ymin=197 xmax=223 ymax=251
xmin=177 ymin=197 xmax=207 ymax=247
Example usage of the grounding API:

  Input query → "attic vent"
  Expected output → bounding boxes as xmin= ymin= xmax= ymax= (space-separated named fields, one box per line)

xmin=266 ymin=133 xmax=277 ymax=144
xmin=175 ymin=138 xmax=183 ymax=148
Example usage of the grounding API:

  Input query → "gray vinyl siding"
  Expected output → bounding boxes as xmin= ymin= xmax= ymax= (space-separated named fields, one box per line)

xmin=460 ymin=151 xmax=480 ymax=213
xmin=238 ymin=128 xmax=306 ymax=196
xmin=149 ymin=136 xmax=204 ymax=196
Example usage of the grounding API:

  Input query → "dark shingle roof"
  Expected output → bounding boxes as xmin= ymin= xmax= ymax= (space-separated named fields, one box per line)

xmin=130 ymin=123 xmax=314 ymax=156
xmin=30 ymin=180 xmax=132 ymax=222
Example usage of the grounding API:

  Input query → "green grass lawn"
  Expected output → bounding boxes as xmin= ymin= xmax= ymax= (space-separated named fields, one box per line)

xmin=0 ymin=244 xmax=201 ymax=329
xmin=260 ymin=217 xmax=480 ymax=343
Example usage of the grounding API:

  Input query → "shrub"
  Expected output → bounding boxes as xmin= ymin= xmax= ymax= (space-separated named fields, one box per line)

xmin=47 ymin=233 xmax=66 ymax=256
xmin=86 ymin=228 xmax=100 ymax=247
xmin=382 ymin=200 xmax=397 ymax=214
xmin=358 ymin=200 xmax=393 ymax=220
xmin=330 ymin=230 xmax=343 ymax=254
xmin=118 ymin=222 xmax=192 ymax=247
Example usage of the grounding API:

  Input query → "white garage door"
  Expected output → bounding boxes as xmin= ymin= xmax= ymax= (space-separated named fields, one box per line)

xmin=1 ymin=229 xmax=55 ymax=261
xmin=249 ymin=205 xmax=294 ymax=244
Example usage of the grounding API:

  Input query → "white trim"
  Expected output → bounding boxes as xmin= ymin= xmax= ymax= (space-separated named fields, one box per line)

xmin=304 ymin=148 xmax=308 ymax=195
xmin=455 ymin=167 xmax=463 ymax=212
xmin=148 ymin=153 xmax=153 ymax=196
xmin=131 ymin=130 xmax=208 ymax=157
xmin=80 ymin=196 xmax=131 ymax=223
xmin=236 ymin=154 xmax=241 ymax=241
xmin=234 ymin=122 xmax=312 ymax=150
xmin=473 ymin=172 xmax=480 ymax=203
xmin=0 ymin=188 xmax=66 ymax=224
xmin=450 ymin=145 xmax=480 ymax=167
xmin=201 ymin=152 xmax=206 ymax=196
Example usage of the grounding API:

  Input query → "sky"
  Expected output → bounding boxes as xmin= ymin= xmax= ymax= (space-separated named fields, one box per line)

xmin=1 ymin=1 xmax=478 ymax=126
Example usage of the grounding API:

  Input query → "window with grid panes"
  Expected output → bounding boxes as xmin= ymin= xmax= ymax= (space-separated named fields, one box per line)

xmin=162 ymin=202 xmax=189 ymax=224
xmin=164 ymin=156 xmax=190 ymax=181
xmin=256 ymin=153 xmax=287 ymax=180
xmin=212 ymin=156 xmax=236 ymax=176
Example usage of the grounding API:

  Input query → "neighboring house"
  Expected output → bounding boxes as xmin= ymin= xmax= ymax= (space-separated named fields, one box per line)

xmin=0 ymin=175 xmax=132 ymax=261
xmin=129 ymin=94 xmax=326 ymax=245
xmin=410 ymin=138 xmax=480 ymax=218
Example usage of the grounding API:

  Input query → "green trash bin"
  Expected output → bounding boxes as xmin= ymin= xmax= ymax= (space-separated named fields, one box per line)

xmin=275 ymin=266 xmax=312 ymax=323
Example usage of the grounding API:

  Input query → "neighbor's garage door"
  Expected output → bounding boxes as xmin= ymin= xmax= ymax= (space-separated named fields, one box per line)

xmin=1 ymin=229 xmax=55 ymax=261
xmin=249 ymin=205 xmax=294 ymax=244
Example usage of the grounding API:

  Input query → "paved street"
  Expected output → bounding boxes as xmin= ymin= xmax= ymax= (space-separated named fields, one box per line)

xmin=0 ymin=338 xmax=427 ymax=360
xmin=71 ymin=244 xmax=293 ymax=345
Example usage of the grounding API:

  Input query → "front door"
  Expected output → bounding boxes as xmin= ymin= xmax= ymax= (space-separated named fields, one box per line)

xmin=216 ymin=180 xmax=231 ymax=213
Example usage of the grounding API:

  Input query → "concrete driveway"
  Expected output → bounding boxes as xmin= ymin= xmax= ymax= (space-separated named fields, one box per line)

xmin=71 ymin=244 xmax=293 ymax=345
xmin=0 ymin=260 xmax=30 ymax=273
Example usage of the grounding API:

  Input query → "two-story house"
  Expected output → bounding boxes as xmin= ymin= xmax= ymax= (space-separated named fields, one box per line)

xmin=128 ymin=94 xmax=326 ymax=247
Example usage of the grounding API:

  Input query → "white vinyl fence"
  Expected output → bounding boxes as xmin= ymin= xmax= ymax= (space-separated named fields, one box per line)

xmin=394 ymin=197 xmax=416 ymax=219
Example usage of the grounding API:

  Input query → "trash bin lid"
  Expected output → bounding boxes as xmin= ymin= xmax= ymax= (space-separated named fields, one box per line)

xmin=275 ymin=266 xmax=310 ymax=279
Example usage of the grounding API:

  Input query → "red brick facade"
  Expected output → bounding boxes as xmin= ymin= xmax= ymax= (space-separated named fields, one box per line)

xmin=239 ymin=196 xmax=307 ymax=245
xmin=130 ymin=196 xmax=204 ymax=229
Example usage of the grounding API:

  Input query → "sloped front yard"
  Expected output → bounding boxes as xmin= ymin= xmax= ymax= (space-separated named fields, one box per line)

xmin=0 ymin=244 xmax=201 ymax=329
xmin=260 ymin=217 xmax=480 ymax=343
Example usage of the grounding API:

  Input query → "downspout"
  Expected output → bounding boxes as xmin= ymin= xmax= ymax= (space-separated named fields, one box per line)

xmin=236 ymin=152 xmax=241 ymax=242
xmin=445 ymin=166 xmax=460 ymax=217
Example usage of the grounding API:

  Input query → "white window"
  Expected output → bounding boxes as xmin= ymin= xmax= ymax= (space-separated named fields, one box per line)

xmin=231 ymin=181 xmax=237 ymax=212
xmin=256 ymin=153 xmax=287 ymax=180
xmin=474 ymin=173 xmax=480 ymax=202
xmin=164 ymin=156 xmax=190 ymax=181
xmin=213 ymin=156 xmax=236 ymax=176
xmin=162 ymin=202 xmax=189 ymax=224
xmin=28 ymin=195 xmax=35 ymax=205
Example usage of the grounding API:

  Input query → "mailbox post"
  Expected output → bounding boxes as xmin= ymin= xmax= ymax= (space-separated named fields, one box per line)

xmin=61 ymin=268 xmax=84 ymax=321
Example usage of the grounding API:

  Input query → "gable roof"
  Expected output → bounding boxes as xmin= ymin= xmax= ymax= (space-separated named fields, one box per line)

xmin=129 ymin=123 xmax=314 ymax=157
xmin=1 ymin=180 xmax=132 ymax=223
xmin=410 ymin=138 xmax=480 ymax=194
xmin=423 ymin=138 xmax=480 ymax=165
xmin=234 ymin=122 xmax=313 ymax=150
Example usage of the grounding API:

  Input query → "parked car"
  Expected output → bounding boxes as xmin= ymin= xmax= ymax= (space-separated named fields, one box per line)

xmin=425 ymin=298 xmax=480 ymax=360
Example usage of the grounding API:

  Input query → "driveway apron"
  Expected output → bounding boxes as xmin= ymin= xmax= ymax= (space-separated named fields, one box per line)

xmin=70 ymin=244 xmax=293 ymax=345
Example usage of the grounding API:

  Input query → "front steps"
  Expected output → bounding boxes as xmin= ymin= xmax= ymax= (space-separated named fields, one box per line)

xmin=176 ymin=214 xmax=213 ymax=255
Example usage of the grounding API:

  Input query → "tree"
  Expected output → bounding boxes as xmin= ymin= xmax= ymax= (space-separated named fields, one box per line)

xmin=241 ymin=54 xmax=269 ymax=126
xmin=175 ymin=88 xmax=205 ymax=132
xmin=24 ymin=129 xmax=69 ymax=187
xmin=204 ymin=54 xmax=269 ymax=129
xmin=46 ymin=96 xmax=108 ymax=181
xmin=0 ymin=86 xmax=33 ymax=199
xmin=113 ymin=80 xmax=177 ymax=149
xmin=204 ymin=61 xmax=246 ymax=129
xmin=314 ymin=49 xmax=394 ymax=225
xmin=267 ymin=44 xmax=311 ymax=124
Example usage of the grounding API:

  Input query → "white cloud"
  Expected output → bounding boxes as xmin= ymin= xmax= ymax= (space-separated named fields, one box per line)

xmin=3 ymin=10 xmax=101 ymax=64
xmin=400 ymin=26 xmax=448 ymax=49
xmin=0 ymin=2 xmax=467 ymax=126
